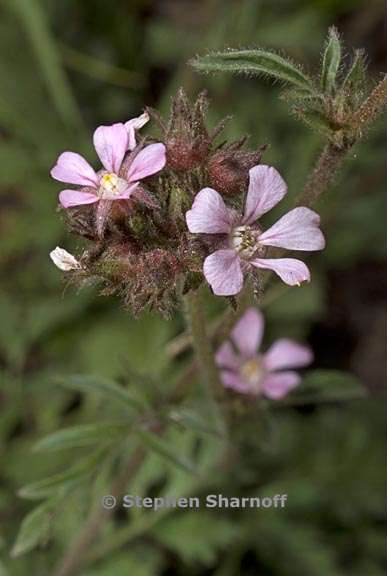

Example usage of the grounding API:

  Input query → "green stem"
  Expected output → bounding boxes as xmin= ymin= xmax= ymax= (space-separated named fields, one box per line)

xmin=183 ymin=289 xmax=226 ymax=434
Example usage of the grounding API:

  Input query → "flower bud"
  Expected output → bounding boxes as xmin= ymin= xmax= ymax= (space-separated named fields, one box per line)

xmin=208 ymin=148 xmax=265 ymax=197
xmin=166 ymin=136 xmax=210 ymax=172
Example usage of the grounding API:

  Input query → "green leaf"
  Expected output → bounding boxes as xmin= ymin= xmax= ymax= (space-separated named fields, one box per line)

xmin=152 ymin=512 xmax=238 ymax=566
xmin=55 ymin=374 xmax=148 ymax=412
xmin=18 ymin=449 xmax=104 ymax=499
xmin=168 ymin=408 xmax=220 ymax=436
xmin=295 ymin=108 xmax=335 ymax=137
xmin=288 ymin=370 xmax=366 ymax=405
xmin=5 ymin=0 xmax=82 ymax=130
xmin=191 ymin=49 xmax=314 ymax=91
xmin=341 ymin=49 xmax=367 ymax=97
xmin=11 ymin=499 xmax=55 ymax=557
xmin=137 ymin=430 xmax=198 ymax=475
xmin=321 ymin=27 xmax=342 ymax=93
xmin=34 ymin=422 xmax=129 ymax=452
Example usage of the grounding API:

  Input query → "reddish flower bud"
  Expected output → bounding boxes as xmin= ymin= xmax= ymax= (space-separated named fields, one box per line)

xmin=208 ymin=147 xmax=265 ymax=197
xmin=166 ymin=136 xmax=210 ymax=172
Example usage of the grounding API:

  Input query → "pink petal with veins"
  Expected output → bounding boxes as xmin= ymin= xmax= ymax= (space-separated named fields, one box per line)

xmin=251 ymin=257 xmax=310 ymax=286
xmin=203 ymin=249 xmax=244 ymax=296
xmin=126 ymin=143 xmax=166 ymax=182
xmin=93 ymin=123 xmax=128 ymax=173
xmin=243 ymin=165 xmax=287 ymax=225
xmin=59 ymin=189 xmax=99 ymax=208
xmin=51 ymin=152 xmax=98 ymax=187
xmin=186 ymin=188 xmax=233 ymax=234
xmin=258 ymin=207 xmax=325 ymax=250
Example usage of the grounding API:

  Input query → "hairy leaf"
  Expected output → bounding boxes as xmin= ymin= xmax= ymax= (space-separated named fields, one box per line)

xmin=321 ymin=27 xmax=342 ymax=93
xmin=191 ymin=49 xmax=314 ymax=91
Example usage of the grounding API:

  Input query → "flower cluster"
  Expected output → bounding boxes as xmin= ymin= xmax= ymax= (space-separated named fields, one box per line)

xmin=49 ymin=89 xmax=324 ymax=398
xmin=49 ymin=91 xmax=274 ymax=314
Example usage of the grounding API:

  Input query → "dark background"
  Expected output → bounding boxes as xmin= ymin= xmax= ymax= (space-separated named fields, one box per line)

xmin=1 ymin=1 xmax=387 ymax=575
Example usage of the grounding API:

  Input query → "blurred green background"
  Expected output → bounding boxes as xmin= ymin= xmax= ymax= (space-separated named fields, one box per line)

xmin=1 ymin=0 xmax=387 ymax=575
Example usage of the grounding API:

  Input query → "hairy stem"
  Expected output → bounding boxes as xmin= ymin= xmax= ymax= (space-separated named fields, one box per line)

xmin=299 ymin=74 xmax=387 ymax=207
xmin=183 ymin=289 xmax=226 ymax=433
xmin=297 ymin=141 xmax=349 ymax=207
xmin=351 ymin=73 xmax=387 ymax=131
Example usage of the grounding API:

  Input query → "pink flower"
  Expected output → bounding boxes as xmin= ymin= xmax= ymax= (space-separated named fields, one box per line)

xmin=51 ymin=118 xmax=165 ymax=211
xmin=216 ymin=308 xmax=312 ymax=399
xmin=186 ymin=165 xmax=325 ymax=295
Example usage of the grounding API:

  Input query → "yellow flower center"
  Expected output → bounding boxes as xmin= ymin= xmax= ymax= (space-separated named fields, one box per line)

xmin=99 ymin=173 xmax=128 ymax=199
xmin=241 ymin=358 xmax=264 ymax=392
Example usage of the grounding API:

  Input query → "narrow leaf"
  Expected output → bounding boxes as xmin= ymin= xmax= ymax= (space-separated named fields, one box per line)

xmin=168 ymin=408 xmax=220 ymax=436
xmin=137 ymin=430 xmax=197 ymax=475
xmin=34 ymin=422 xmax=129 ymax=452
xmin=6 ymin=0 xmax=82 ymax=130
xmin=191 ymin=49 xmax=314 ymax=91
xmin=18 ymin=450 xmax=104 ymax=499
xmin=321 ymin=27 xmax=342 ymax=93
xmin=342 ymin=49 xmax=367 ymax=94
xmin=11 ymin=499 xmax=55 ymax=557
xmin=294 ymin=108 xmax=335 ymax=137
xmin=55 ymin=374 xmax=147 ymax=411
xmin=284 ymin=370 xmax=366 ymax=405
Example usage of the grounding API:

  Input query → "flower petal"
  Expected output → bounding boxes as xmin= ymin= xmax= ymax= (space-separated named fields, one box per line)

xmin=243 ymin=165 xmax=287 ymax=225
xmin=50 ymin=247 xmax=80 ymax=271
xmin=258 ymin=207 xmax=325 ymax=250
xmin=231 ymin=308 xmax=264 ymax=356
xmin=126 ymin=143 xmax=166 ymax=182
xmin=51 ymin=152 xmax=98 ymax=187
xmin=203 ymin=250 xmax=244 ymax=296
xmin=215 ymin=342 xmax=240 ymax=371
xmin=59 ymin=189 xmax=99 ymax=208
xmin=220 ymin=370 xmax=250 ymax=394
xmin=93 ymin=123 xmax=128 ymax=173
xmin=263 ymin=339 xmax=313 ymax=372
xmin=186 ymin=188 xmax=233 ymax=234
xmin=251 ymin=257 xmax=310 ymax=286
xmin=125 ymin=111 xmax=150 ymax=151
xmin=262 ymin=371 xmax=300 ymax=400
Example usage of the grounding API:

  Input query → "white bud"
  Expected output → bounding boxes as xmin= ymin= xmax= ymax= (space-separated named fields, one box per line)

xmin=50 ymin=247 xmax=81 ymax=271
